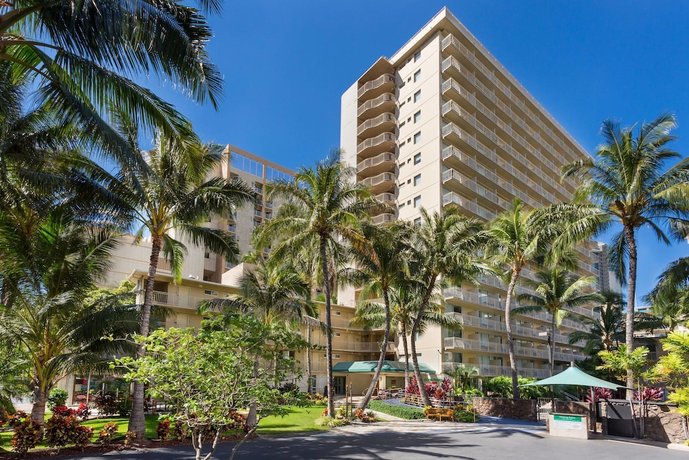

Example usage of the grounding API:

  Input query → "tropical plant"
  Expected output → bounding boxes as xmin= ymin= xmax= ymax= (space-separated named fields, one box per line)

xmin=0 ymin=0 xmax=222 ymax=167
xmin=341 ymin=223 xmax=410 ymax=410
xmin=598 ymin=345 xmax=650 ymax=390
xmin=255 ymin=158 xmax=375 ymax=416
xmin=47 ymin=389 xmax=68 ymax=410
xmin=406 ymin=208 xmax=483 ymax=406
xmin=453 ymin=365 xmax=480 ymax=394
xmin=104 ymin=120 xmax=253 ymax=439
xmin=485 ymin=199 xmax=551 ymax=398
xmin=200 ymin=258 xmax=314 ymax=429
xmin=557 ymin=114 xmax=689 ymax=393
xmin=569 ymin=291 xmax=626 ymax=356
xmin=515 ymin=266 xmax=602 ymax=375
xmin=646 ymin=257 xmax=689 ymax=331
xmin=117 ymin=315 xmax=306 ymax=460
xmin=0 ymin=211 xmax=140 ymax=423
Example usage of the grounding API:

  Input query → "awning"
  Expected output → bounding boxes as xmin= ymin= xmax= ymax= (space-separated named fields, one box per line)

xmin=333 ymin=360 xmax=436 ymax=374
xmin=521 ymin=366 xmax=624 ymax=390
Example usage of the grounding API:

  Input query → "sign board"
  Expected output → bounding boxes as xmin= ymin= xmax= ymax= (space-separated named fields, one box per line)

xmin=548 ymin=413 xmax=589 ymax=439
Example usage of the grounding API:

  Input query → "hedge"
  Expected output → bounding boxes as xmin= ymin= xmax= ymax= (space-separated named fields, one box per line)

xmin=367 ymin=400 xmax=425 ymax=420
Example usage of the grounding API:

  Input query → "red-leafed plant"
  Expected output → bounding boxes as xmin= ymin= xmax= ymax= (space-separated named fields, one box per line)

xmin=9 ymin=412 xmax=44 ymax=455
xmin=52 ymin=405 xmax=76 ymax=417
xmin=75 ymin=403 xmax=91 ymax=420
xmin=584 ymin=387 xmax=613 ymax=402
xmin=635 ymin=387 xmax=664 ymax=401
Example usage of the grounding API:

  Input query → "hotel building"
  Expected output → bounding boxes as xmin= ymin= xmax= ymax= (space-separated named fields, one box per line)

xmin=339 ymin=7 xmax=597 ymax=379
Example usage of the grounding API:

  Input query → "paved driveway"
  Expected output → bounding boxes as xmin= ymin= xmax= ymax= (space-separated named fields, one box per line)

xmin=65 ymin=422 xmax=687 ymax=460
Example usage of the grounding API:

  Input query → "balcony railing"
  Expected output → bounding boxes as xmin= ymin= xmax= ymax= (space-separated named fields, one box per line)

xmin=357 ymin=74 xmax=395 ymax=99
xmin=357 ymin=152 xmax=395 ymax=173
xmin=357 ymin=112 xmax=396 ymax=137
xmin=357 ymin=132 xmax=395 ymax=156
xmin=360 ymin=172 xmax=395 ymax=189
xmin=375 ymin=192 xmax=396 ymax=204
xmin=357 ymin=93 xmax=396 ymax=118
xmin=372 ymin=213 xmax=395 ymax=225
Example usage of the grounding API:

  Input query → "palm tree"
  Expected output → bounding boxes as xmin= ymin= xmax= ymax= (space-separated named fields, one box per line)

xmin=407 ymin=208 xmax=484 ymax=406
xmin=515 ymin=268 xmax=602 ymax=375
xmin=558 ymin=114 xmax=689 ymax=393
xmin=105 ymin=119 xmax=253 ymax=438
xmin=0 ymin=210 xmax=139 ymax=423
xmin=646 ymin=257 xmax=689 ymax=331
xmin=1 ymin=0 xmax=222 ymax=166
xmin=255 ymin=159 xmax=375 ymax=417
xmin=485 ymin=199 xmax=552 ymax=399
xmin=201 ymin=259 xmax=314 ymax=429
xmin=341 ymin=223 xmax=410 ymax=409
xmin=569 ymin=291 xmax=626 ymax=355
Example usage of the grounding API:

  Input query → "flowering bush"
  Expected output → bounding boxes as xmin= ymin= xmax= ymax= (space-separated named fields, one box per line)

xmin=634 ymin=386 xmax=664 ymax=401
xmin=98 ymin=422 xmax=119 ymax=446
xmin=9 ymin=412 xmax=44 ymax=454
xmin=75 ymin=403 xmax=91 ymax=420
xmin=584 ymin=387 xmax=614 ymax=402
xmin=52 ymin=405 xmax=76 ymax=417
xmin=406 ymin=377 xmax=453 ymax=400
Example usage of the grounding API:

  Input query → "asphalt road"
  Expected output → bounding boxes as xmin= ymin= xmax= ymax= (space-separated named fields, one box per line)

xmin=63 ymin=422 xmax=687 ymax=460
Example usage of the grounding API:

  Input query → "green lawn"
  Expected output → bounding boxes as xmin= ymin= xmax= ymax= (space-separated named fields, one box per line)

xmin=257 ymin=405 xmax=327 ymax=434
xmin=0 ymin=406 xmax=325 ymax=453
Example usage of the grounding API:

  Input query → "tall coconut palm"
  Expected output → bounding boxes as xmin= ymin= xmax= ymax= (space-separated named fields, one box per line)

xmin=340 ymin=223 xmax=410 ymax=409
xmin=485 ymin=199 xmax=552 ymax=399
xmin=407 ymin=208 xmax=484 ymax=406
xmin=255 ymin=159 xmax=375 ymax=417
xmin=515 ymin=268 xmax=602 ymax=375
xmin=103 ymin=117 xmax=254 ymax=438
xmin=0 ymin=210 xmax=139 ymax=423
xmin=1 ymin=0 xmax=222 ymax=167
xmin=646 ymin=256 xmax=689 ymax=331
xmin=569 ymin=291 xmax=626 ymax=355
xmin=201 ymin=259 xmax=314 ymax=429
xmin=558 ymin=114 xmax=689 ymax=393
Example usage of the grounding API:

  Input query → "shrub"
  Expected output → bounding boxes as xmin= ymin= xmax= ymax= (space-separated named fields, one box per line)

xmin=335 ymin=405 xmax=348 ymax=420
xmin=484 ymin=376 xmax=547 ymax=399
xmin=452 ymin=404 xmax=478 ymax=423
xmin=314 ymin=416 xmax=348 ymax=427
xmin=93 ymin=391 xmax=120 ymax=416
xmin=75 ymin=402 xmax=91 ymax=420
xmin=98 ymin=422 xmax=119 ymax=446
xmin=52 ymin=405 xmax=76 ymax=417
xmin=174 ymin=420 xmax=190 ymax=441
xmin=405 ymin=377 xmax=453 ymax=400
xmin=367 ymin=400 xmax=425 ymax=420
xmin=157 ymin=416 xmax=172 ymax=441
xmin=47 ymin=388 xmax=68 ymax=410
xmin=9 ymin=413 xmax=44 ymax=454
xmin=353 ymin=408 xmax=375 ymax=423
xmin=45 ymin=414 xmax=92 ymax=450
xmin=634 ymin=386 xmax=664 ymax=401
xmin=584 ymin=387 xmax=613 ymax=402
xmin=117 ymin=398 xmax=131 ymax=417
xmin=124 ymin=430 xmax=137 ymax=447
xmin=462 ymin=388 xmax=484 ymax=398
xmin=306 ymin=392 xmax=328 ymax=406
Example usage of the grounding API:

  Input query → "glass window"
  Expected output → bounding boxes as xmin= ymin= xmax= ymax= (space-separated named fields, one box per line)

xmin=413 ymin=90 xmax=421 ymax=102
xmin=414 ymin=153 xmax=421 ymax=164
xmin=413 ymin=69 xmax=421 ymax=82
xmin=414 ymin=111 xmax=421 ymax=123
xmin=413 ymin=132 xmax=421 ymax=144
xmin=413 ymin=217 xmax=421 ymax=226
xmin=413 ymin=195 xmax=421 ymax=208
xmin=414 ymin=50 xmax=421 ymax=62
xmin=413 ymin=174 xmax=421 ymax=186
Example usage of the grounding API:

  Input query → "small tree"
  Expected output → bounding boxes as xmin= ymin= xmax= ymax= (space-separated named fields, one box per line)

xmin=653 ymin=331 xmax=689 ymax=417
xmin=117 ymin=315 xmax=306 ymax=460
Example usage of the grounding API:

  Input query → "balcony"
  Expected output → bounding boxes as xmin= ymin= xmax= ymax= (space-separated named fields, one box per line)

xmin=358 ymin=73 xmax=395 ymax=100
xmin=442 ymin=191 xmax=495 ymax=220
xmin=441 ymin=77 xmax=467 ymax=101
xmin=360 ymin=171 xmax=395 ymax=194
xmin=357 ymin=152 xmax=396 ymax=176
xmin=441 ymin=56 xmax=463 ymax=81
xmin=357 ymin=112 xmax=396 ymax=138
xmin=441 ymin=122 xmax=464 ymax=144
xmin=357 ymin=132 xmax=396 ymax=158
xmin=372 ymin=212 xmax=395 ymax=226
xmin=375 ymin=192 xmax=396 ymax=204
xmin=444 ymin=337 xmax=506 ymax=354
xmin=331 ymin=340 xmax=397 ymax=353
xmin=358 ymin=93 xmax=396 ymax=119
xmin=441 ymin=100 xmax=465 ymax=125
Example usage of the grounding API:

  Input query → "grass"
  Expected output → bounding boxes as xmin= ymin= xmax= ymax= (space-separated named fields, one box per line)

xmin=0 ymin=406 xmax=326 ymax=453
xmin=256 ymin=405 xmax=327 ymax=434
xmin=367 ymin=400 xmax=425 ymax=420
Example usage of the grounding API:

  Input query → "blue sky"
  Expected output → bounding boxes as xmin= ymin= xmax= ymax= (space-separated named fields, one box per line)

xmin=149 ymin=0 xmax=689 ymax=302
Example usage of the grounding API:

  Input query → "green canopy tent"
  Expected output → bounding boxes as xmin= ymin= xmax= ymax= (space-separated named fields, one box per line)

xmin=522 ymin=366 xmax=625 ymax=433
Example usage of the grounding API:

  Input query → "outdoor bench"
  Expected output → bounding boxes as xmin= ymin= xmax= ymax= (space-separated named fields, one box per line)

xmin=424 ymin=407 xmax=454 ymax=421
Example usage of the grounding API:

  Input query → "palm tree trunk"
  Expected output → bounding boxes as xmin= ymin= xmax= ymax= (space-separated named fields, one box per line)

xmin=410 ymin=277 xmax=437 ymax=407
xmin=505 ymin=268 xmax=520 ymax=399
xmin=306 ymin=325 xmax=312 ymax=394
xmin=319 ymin=237 xmax=335 ymax=417
xmin=624 ymin=225 xmax=637 ymax=398
xmin=246 ymin=357 xmax=259 ymax=429
xmin=128 ymin=235 xmax=161 ymax=440
xmin=30 ymin=381 xmax=48 ymax=424
xmin=401 ymin=323 xmax=410 ymax=389
xmin=358 ymin=289 xmax=391 ymax=409
xmin=550 ymin=312 xmax=556 ymax=376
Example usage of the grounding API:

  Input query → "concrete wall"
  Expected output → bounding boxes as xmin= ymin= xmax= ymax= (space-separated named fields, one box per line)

xmin=471 ymin=397 xmax=538 ymax=421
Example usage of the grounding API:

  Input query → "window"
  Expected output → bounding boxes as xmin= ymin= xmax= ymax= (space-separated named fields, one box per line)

xmin=413 ymin=195 xmax=421 ymax=208
xmin=414 ymin=50 xmax=421 ymax=62
xmin=413 ymin=69 xmax=421 ymax=82
xmin=413 ymin=90 xmax=421 ymax=102
xmin=399 ymin=120 xmax=406 ymax=128
xmin=413 ymin=174 xmax=421 ymax=186
xmin=413 ymin=132 xmax=421 ymax=144
xmin=414 ymin=153 xmax=421 ymax=164
xmin=399 ymin=100 xmax=406 ymax=109
xmin=414 ymin=111 xmax=421 ymax=123
xmin=414 ymin=217 xmax=421 ymax=226
xmin=204 ymin=289 xmax=217 ymax=296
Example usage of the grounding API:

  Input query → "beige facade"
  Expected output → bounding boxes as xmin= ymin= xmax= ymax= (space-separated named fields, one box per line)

xmin=340 ymin=7 xmax=601 ymax=380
